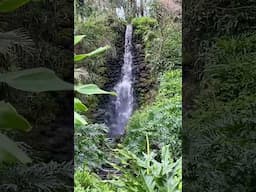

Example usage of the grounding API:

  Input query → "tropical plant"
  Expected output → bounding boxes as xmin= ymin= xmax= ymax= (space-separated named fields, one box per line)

xmin=75 ymin=123 xmax=112 ymax=169
xmin=0 ymin=161 xmax=73 ymax=191
xmin=74 ymin=35 xmax=115 ymax=126
xmin=109 ymin=143 xmax=182 ymax=192
xmin=183 ymin=33 xmax=256 ymax=192
xmin=0 ymin=0 xmax=73 ymax=165
xmin=125 ymin=70 xmax=181 ymax=159
xmin=0 ymin=1 xmax=74 ymax=191
xmin=75 ymin=166 xmax=115 ymax=192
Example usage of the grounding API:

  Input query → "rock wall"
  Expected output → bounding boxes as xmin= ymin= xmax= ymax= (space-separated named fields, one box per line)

xmin=92 ymin=25 xmax=126 ymax=122
xmin=93 ymin=24 xmax=158 ymax=123
xmin=133 ymin=33 xmax=158 ymax=107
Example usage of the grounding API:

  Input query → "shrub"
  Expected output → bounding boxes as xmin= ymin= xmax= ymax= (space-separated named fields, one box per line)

xmin=75 ymin=168 xmax=115 ymax=192
xmin=132 ymin=17 xmax=158 ymax=36
xmin=124 ymin=70 xmax=181 ymax=159
xmin=184 ymin=33 xmax=256 ymax=191
xmin=75 ymin=123 xmax=113 ymax=170
xmin=109 ymin=145 xmax=182 ymax=192
xmin=145 ymin=21 xmax=181 ymax=73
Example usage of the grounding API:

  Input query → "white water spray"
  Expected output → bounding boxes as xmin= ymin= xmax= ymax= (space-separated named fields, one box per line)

xmin=109 ymin=24 xmax=134 ymax=137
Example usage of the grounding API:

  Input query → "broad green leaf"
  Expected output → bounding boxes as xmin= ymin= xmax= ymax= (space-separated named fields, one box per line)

xmin=74 ymin=46 xmax=110 ymax=62
xmin=0 ymin=0 xmax=30 ymax=13
xmin=74 ymin=54 xmax=89 ymax=62
xmin=74 ymin=35 xmax=85 ymax=46
xmin=0 ymin=133 xmax=32 ymax=164
xmin=74 ymin=112 xmax=87 ymax=126
xmin=74 ymin=98 xmax=87 ymax=113
xmin=0 ymin=101 xmax=31 ymax=132
xmin=75 ymin=84 xmax=116 ymax=96
xmin=0 ymin=68 xmax=73 ymax=92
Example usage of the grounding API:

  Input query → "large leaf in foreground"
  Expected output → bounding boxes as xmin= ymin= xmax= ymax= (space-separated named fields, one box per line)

xmin=74 ymin=46 xmax=110 ymax=62
xmin=0 ymin=133 xmax=32 ymax=164
xmin=0 ymin=0 xmax=30 ymax=12
xmin=0 ymin=68 xmax=73 ymax=92
xmin=75 ymin=84 xmax=116 ymax=96
xmin=0 ymin=101 xmax=31 ymax=132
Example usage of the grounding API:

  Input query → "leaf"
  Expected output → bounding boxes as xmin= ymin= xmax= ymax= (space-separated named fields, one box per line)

xmin=0 ymin=133 xmax=32 ymax=164
xmin=0 ymin=29 xmax=34 ymax=55
xmin=74 ymin=35 xmax=85 ymax=46
xmin=142 ymin=174 xmax=156 ymax=192
xmin=74 ymin=98 xmax=87 ymax=112
xmin=75 ymin=84 xmax=116 ymax=96
xmin=0 ymin=68 xmax=73 ymax=92
xmin=74 ymin=112 xmax=87 ymax=126
xmin=0 ymin=0 xmax=30 ymax=13
xmin=74 ymin=46 xmax=110 ymax=62
xmin=0 ymin=101 xmax=31 ymax=132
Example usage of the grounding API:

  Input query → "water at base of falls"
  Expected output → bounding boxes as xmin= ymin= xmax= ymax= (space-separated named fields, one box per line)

xmin=108 ymin=24 xmax=134 ymax=137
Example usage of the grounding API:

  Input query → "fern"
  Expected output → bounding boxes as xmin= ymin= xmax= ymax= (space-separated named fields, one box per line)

xmin=0 ymin=161 xmax=73 ymax=192
xmin=0 ymin=29 xmax=34 ymax=56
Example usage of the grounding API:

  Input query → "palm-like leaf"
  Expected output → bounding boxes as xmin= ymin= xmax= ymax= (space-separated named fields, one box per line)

xmin=0 ymin=29 xmax=34 ymax=56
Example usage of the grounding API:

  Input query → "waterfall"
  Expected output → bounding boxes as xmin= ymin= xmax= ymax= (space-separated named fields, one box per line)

xmin=108 ymin=24 xmax=134 ymax=137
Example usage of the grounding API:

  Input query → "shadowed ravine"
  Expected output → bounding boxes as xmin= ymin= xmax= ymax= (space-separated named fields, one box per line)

xmin=108 ymin=24 xmax=134 ymax=137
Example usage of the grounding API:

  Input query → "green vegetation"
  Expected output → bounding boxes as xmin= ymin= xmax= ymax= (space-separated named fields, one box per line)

xmin=132 ymin=17 xmax=158 ymax=36
xmin=125 ymin=70 xmax=181 ymax=159
xmin=74 ymin=1 xmax=181 ymax=191
xmin=109 ymin=145 xmax=182 ymax=192
xmin=0 ymin=1 xmax=73 ymax=191
xmin=0 ymin=0 xmax=73 ymax=164
xmin=75 ymin=167 xmax=114 ymax=192
xmin=0 ymin=0 xmax=181 ymax=191
xmin=184 ymin=32 xmax=256 ymax=191
xmin=75 ymin=123 xmax=112 ymax=169
xmin=135 ymin=17 xmax=181 ymax=73
xmin=74 ymin=34 xmax=115 ymax=126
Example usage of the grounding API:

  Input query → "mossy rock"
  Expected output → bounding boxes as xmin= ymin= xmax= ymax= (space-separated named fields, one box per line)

xmin=131 ymin=17 xmax=158 ymax=36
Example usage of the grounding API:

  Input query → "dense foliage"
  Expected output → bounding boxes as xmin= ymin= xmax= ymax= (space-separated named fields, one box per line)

xmin=125 ymin=70 xmax=181 ymax=159
xmin=75 ymin=1 xmax=182 ymax=191
xmin=75 ymin=123 xmax=112 ymax=169
xmin=133 ymin=16 xmax=181 ymax=72
xmin=109 ymin=145 xmax=182 ymax=192
xmin=0 ymin=1 xmax=74 ymax=191
xmin=184 ymin=33 xmax=256 ymax=192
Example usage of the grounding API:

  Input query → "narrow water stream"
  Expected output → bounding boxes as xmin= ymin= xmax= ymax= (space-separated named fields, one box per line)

xmin=108 ymin=24 xmax=134 ymax=137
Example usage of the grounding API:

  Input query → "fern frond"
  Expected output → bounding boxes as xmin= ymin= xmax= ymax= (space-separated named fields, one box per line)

xmin=0 ymin=29 xmax=35 ymax=56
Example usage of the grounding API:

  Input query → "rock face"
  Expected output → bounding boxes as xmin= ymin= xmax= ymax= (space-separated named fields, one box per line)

xmin=92 ymin=25 xmax=126 ymax=123
xmin=133 ymin=34 xmax=158 ymax=107
xmin=93 ymin=23 xmax=158 ymax=123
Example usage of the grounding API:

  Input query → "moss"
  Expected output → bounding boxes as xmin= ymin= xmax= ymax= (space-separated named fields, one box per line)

xmin=131 ymin=17 xmax=158 ymax=36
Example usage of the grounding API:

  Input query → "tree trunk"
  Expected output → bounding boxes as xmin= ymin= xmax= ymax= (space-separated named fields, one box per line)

xmin=140 ymin=0 xmax=144 ymax=16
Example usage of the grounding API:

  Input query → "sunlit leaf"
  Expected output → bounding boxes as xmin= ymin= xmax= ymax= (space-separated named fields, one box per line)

xmin=0 ymin=133 xmax=32 ymax=164
xmin=74 ymin=35 xmax=85 ymax=46
xmin=0 ymin=101 xmax=31 ymax=132
xmin=0 ymin=0 xmax=30 ymax=13
xmin=74 ymin=46 xmax=110 ymax=62
xmin=74 ymin=98 xmax=87 ymax=112
xmin=74 ymin=111 xmax=87 ymax=126
xmin=0 ymin=68 xmax=73 ymax=92
xmin=75 ymin=84 xmax=116 ymax=96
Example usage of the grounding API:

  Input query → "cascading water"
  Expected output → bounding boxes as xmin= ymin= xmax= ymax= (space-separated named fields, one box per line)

xmin=108 ymin=24 xmax=134 ymax=137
